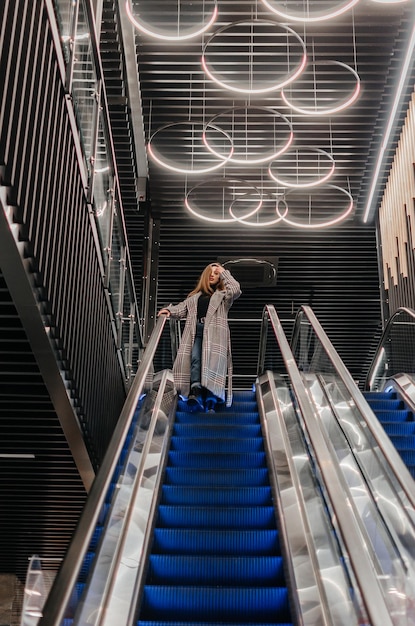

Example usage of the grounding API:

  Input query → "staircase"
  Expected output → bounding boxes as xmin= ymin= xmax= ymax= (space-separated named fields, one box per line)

xmin=137 ymin=390 xmax=293 ymax=625
xmin=363 ymin=390 xmax=415 ymax=479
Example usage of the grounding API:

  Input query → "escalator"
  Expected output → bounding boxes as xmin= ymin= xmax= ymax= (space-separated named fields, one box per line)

xmin=37 ymin=307 xmax=415 ymax=626
xmin=138 ymin=391 xmax=292 ymax=625
xmin=363 ymin=390 xmax=415 ymax=479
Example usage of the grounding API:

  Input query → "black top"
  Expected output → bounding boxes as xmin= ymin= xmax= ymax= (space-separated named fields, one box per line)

xmin=197 ymin=293 xmax=211 ymax=321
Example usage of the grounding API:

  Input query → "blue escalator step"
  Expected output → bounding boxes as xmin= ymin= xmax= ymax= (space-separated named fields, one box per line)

xmin=389 ymin=435 xmax=415 ymax=450
xmin=382 ymin=422 xmax=415 ymax=436
xmin=167 ymin=451 xmax=267 ymax=469
xmin=371 ymin=409 xmax=412 ymax=422
xmin=152 ymin=528 xmax=281 ymax=555
xmin=169 ymin=436 xmax=263 ymax=453
xmin=157 ymin=505 xmax=276 ymax=529
xmin=398 ymin=450 xmax=415 ymax=464
xmin=147 ymin=555 xmax=285 ymax=586
xmin=365 ymin=399 xmax=404 ymax=411
xmin=364 ymin=391 xmax=396 ymax=401
xmin=161 ymin=485 xmax=272 ymax=506
xmin=175 ymin=411 xmax=259 ymax=425
xmin=79 ymin=551 xmax=95 ymax=583
xmin=173 ymin=423 xmax=262 ymax=438
xmin=140 ymin=586 xmax=290 ymax=622
xmin=164 ymin=467 xmax=269 ymax=486
xmin=137 ymin=620 xmax=293 ymax=626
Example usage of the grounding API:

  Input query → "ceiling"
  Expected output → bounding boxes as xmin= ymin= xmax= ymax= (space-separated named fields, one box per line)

xmin=121 ymin=0 xmax=415 ymax=227
xmin=99 ymin=0 xmax=415 ymax=384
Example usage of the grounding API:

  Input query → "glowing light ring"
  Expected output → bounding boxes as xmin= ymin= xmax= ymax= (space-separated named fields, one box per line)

xmin=185 ymin=178 xmax=262 ymax=223
xmin=229 ymin=194 xmax=288 ymax=227
xmin=148 ymin=121 xmax=233 ymax=175
xmin=202 ymin=20 xmax=307 ymax=95
xmin=268 ymin=147 xmax=336 ymax=189
xmin=203 ymin=107 xmax=294 ymax=166
xmin=125 ymin=0 xmax=218 ymax=42
xmin=276 ymin=185 xmax=354 ymax=229
xmin=260 ymin=0 xmax=361 ymax=23
xmin=281 ymin=61 xmax=361 ymax=116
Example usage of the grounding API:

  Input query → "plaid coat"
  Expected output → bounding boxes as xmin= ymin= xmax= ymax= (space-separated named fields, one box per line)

xmin=167 ymin=269 xmax=241 ymax=406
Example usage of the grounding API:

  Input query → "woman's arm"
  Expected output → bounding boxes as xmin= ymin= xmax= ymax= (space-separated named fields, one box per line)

xmin=158 ymin=299 xmax=189 ymax=319
xmin=218 ymin=267 xmax=242 ymax=303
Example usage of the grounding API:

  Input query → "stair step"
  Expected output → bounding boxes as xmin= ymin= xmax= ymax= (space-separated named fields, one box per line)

xmin=152 ymin=528 xmax=281 ymax=555
xmin=157 ymin=505 xmax=276 ymax=529
xmin=147 ymin=555 xmax=285 ymax=585
xmin=140 ymin=586 xmax=291 ymax=622
xmin=175 ymin=411 xmax=259 ymax=425
xmin=173 ymin=424 xmax=262 ymax=438
xmin=161 ymin=485 xmax=272 ymax=506
xmin=164 ymin=467 xmax=268 ymax=486
xmin=365 ymin=399 xmax=404 ymax=410
xmin=382 ymin=422 xmax=415 ymax=436
xmin=169 ymin=436 xmax=263 ymax=453
xmin=167 ymin=451 xmax=267 ymax=469
xmin=368 ymin=409 xmax=412 ymax=422
xmin=364 ymin=391 xmax=396 ymax=400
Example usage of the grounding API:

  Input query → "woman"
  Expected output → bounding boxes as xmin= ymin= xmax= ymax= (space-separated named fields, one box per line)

xmin=158 ymin=263 xmax=241 ymax=412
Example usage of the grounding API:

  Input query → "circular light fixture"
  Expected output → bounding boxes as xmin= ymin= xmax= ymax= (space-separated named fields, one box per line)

xmin=203 ymin=107 xmax=294 ymax=166
xmin=268 ymin=147 xmax=336 ymax=188
xmin=281 ymin=61 xmax=361 ymax=116
xmin=260 ymin=0 xmax=361 ymax=23
xmin=147 ymin=120 xmax=233 ymax=175
xmin=230 ymin=193 xmax=289 ymax=227
xmin=125 ymin=0 xmax=218 ymax=42
xmin=201 ymin=19 xmax=307 ymax=95
xmin=276 ymin=185 xmax=354 ymax=229
xmin=185 ymin=178 xmax=262 ymax=223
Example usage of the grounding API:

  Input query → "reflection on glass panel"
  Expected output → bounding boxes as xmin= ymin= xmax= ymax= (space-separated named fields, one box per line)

xmin=94 ymin=115 xmax=112 ymax=257
xmin=72 ymin=0 xmax=97 ymax=171
xmin=109 ymin=212 xmax=122 ymax=314
xmin=53 ymin=0 xmax=75 ymax=64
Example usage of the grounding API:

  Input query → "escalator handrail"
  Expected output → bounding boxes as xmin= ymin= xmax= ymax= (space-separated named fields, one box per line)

xmin=296 ymin=304 xmax=415 ymax=510
xmin=365 ymin=305 xmax=415 ymax=390
xmin=261 ymin=304 xmax=395 ymax=626
xmin=39 ymin=314 xmax=168 ymax=626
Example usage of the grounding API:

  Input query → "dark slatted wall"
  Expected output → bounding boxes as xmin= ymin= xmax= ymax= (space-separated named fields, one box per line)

xmin=156 ymin=217 xmax=381 ymax=388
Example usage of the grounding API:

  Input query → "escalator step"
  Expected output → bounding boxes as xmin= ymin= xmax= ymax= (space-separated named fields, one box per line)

xmin=365 ymin=399 xmax=404 ymax=410
xmin=382 ymin=422 xmax=415 ymax=436
xmin=167 ymin=451 xmax=267 ymax=469
xmin=389 ymin=435 xmax=415 ymax=450
xmin=364 ymin=391 xmax=396 ymax=400
xmin=169 ymin=436 xmax=263 ymax=453
xmin=152 ymin=528 xmax=281 ymax=555
xmin=157 ymin=505 xmax=276 ymax=529
xmin=175 ymin=411 xmax=259 ymax=425
xmin=161 ymin=485 xmax=272 ymax=506
xmin=147 ymin=555 xmax=285 ymax=585
xmin=173 ymin=424 xmax=262 ymax=438
xmin=138 ymin=620 xmax=293 ymax=626
xmin=369 ymin=409 xmax=412 ymax=422
xmin=397 ymin=450 xmax=415 ymax=464
xmin=140 ymin=586 xmax=291 ymax=622
xmin=164 ymin=467 xmax=269 ymax=486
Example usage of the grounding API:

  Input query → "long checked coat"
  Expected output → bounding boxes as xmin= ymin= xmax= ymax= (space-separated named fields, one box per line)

xmin=166 ymin=269 xmax=241 ymax=406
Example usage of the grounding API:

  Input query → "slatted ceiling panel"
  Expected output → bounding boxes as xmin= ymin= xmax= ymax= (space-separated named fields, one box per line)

xmin=0 ymin=270 xmax=87 ymax=581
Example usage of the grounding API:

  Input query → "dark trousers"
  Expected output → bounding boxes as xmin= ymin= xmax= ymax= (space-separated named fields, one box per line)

xmin=190 ymin=322 xmax=204 ymax=388
xmin=190 ymin=321 xmax=217 ymax=407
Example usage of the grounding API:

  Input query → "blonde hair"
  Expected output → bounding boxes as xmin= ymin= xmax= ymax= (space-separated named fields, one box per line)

xmin=188 ymin=263 xmax=225 ymax=296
